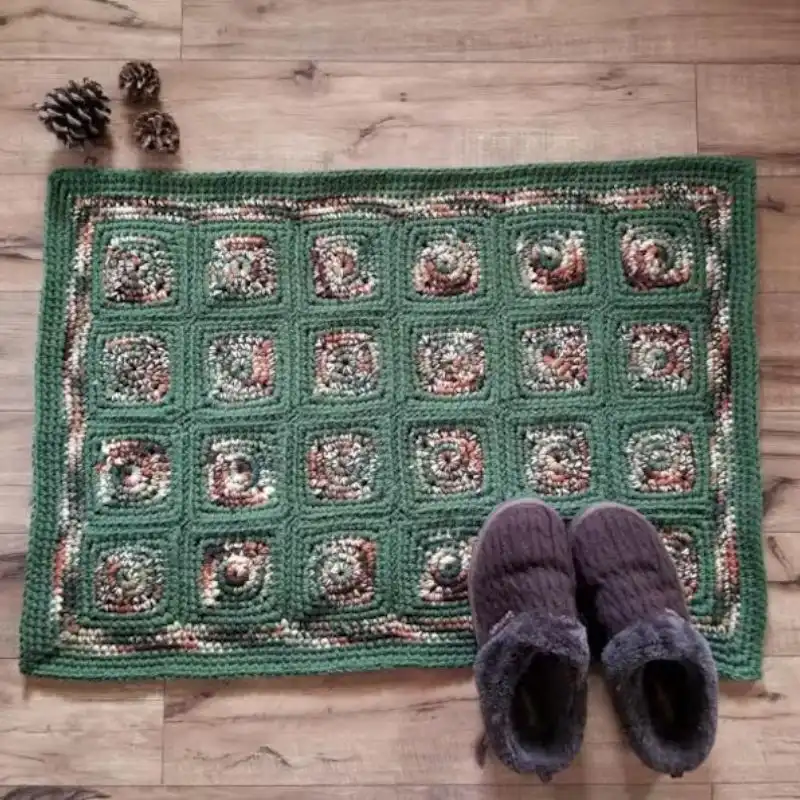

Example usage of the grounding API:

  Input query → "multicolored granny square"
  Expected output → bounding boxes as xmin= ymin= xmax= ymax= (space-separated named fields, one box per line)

xmin=22 ymin=160 xmax=764 ymax=681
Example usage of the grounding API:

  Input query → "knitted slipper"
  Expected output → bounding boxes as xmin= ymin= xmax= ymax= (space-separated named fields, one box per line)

xmin=569 ymin=502 xmax=718 ymax=776
xmin=469 ymin=499 xmax=589 ymax=781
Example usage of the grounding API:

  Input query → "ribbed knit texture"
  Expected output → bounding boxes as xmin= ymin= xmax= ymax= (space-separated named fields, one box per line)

xmin=571 ymin=504 xmax=689 ymax=637
xmin=572 ymin=503 xmax=719 ymax=776
xmin=471 ymin=500 xmax=589 ymax=780
xmin=470 ymin=501 xmax=576 ymax=643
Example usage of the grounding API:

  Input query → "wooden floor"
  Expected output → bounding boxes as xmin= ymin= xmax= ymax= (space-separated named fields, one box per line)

xmin=1 ymin=1 xmax=800 ymax=797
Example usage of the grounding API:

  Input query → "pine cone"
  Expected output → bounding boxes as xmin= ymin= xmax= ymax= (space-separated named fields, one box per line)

xmin=133 ymin=110 xmax=180 ymax=154
xmin=119 ymin=61 xmax=161 ymax=105
xmin=36 ymin=78 xmax=110 ymax=149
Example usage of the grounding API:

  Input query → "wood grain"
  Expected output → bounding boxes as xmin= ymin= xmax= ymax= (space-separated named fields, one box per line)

xmin=162 ymin=659 xmax=800 ymax=786
xmin=0 ymin=0 xmax=181 ymax=60
xmin=712 ymin=658 xmax=800 ymax=784
xmin=0 ymin=295 xmax=37 ymax=411
xmin=0 ymin=486 xmax=29 ymax=537
xmin=0 ymin=60 xmax=697 ymax=174
xmin=758 ymin=296 xmax=800 ymax=411
xmin=758 ymin=179 xmax=800 ymax=293
xmin=162 ymin=669 xmax=710 ymax=786
xmin=716 ymin=786 xmax=800 ymax=800
xmin=0 ymin=534 xmax=26 ymax=659
xmin=0 ymin=177 xmax=44 ymax=292
xmin=0 ymin=660 xmax=163 ymax=784
xmin=762 ymin=412 xmax=800 ymax=482
xmin=182 ymin=0 xmax=800 ymax=63
xmin=698 ymin=65 xmax=800 ymax=176
xmin=0 ymin=413 xmax=33 ymax=485
xmin=0 ymin=788 xmax=715 ymax=800
xmin=764 ymin=585 xmax=800 ymax=657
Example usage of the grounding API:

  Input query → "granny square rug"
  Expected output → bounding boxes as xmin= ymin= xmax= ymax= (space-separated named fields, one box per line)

xmin=21 ymin=158 xmax=765 ymax=680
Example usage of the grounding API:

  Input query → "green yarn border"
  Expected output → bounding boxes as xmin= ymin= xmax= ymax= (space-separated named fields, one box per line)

xmin=21 ymin=157 xmax=765 ymax=680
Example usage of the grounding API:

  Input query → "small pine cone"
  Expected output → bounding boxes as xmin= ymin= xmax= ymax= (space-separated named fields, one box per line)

xmin=133 ymin=110 xmax=180 ymax=154
xmin=36 ymin=78 xmax=110 ymax=149
xmin=119 ymin=61 xmax=161 ymax=105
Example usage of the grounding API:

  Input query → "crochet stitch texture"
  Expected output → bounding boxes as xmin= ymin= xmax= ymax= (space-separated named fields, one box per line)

xmin=21 ymin=158 xmax=765 ymax=680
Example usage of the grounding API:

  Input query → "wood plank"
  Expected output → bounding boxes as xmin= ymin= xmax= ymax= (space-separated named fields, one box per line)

xmin=758 ymin=178 xmax=800 ymax=294
xmin=698 ymin=65 xmax=800 ymax=176
xmin=713 ymin=658 xmax=800 ymax=784
xmin=762 ymin=412 xmax=800 ymax=482
xmin=0 ymin=60 xmax=697 ymax=174
xmin=163 ymin=667 xmax=711 ymax=786
xmin=0 ymin=412 xmax=33 ymax=485
xmin=759 ymin=295 xmax=800 ymax=411
xmin=761 ymin=417 xmax=800 ymax=660
xmin=763 ymin=476 xmax=800 ymax=536
xmin=0 ymin=0 xmax=181 ymax=60
xmin=716 ymin=786 xmax=800 ymax=800
xmin=163 ymin=658 xmax=800 ymax=786
xmin=0 ymin=491 xmax=27 ymax=663
xmin=0 ymin=176 xmax=44 ymax=292
xmin=763 ymin=529 xmax=800 ymax=583
xmin=0 ymin=485 xmax=30 ymax=537
xmin=0 ymin=789 xmax=715 ymax=800
xmin=0 ymin=659 xmax=163 ymax=784
xmin=0 ymin=533 xmax=25 ymax=659
xmin=182 ymin=0 xmax=800 ymax=63
xmin=0 ymin=791 xmax=406 ymax=800
xmin=0 ymin=294 xmax=37 ymax=411
xmin=765 ymin=584 xmax=800 ymax=657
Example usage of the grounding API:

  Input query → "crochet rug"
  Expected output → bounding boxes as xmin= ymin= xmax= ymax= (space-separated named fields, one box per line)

xmin=21 ymin=158 xmax=765 ymax=681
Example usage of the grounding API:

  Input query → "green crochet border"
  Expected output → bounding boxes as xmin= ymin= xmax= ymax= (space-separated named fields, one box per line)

xmin=21 ymin=157 xmax=765 ymax=680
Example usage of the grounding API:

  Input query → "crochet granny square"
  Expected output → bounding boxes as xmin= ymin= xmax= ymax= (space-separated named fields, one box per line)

xmin=21 ymin=159 xmax=765 ymax=680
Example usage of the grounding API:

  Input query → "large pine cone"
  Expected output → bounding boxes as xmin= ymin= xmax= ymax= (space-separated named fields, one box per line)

xmin=119 ymin=61 xmax=161 ymax=105
xmin=36 ymin=78 xmax=110 ymax=149
xmin=133 ymin=110 xmax=180 ymax=154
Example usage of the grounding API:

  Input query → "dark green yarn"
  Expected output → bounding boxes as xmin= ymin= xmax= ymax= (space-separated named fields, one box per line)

xmin=21 ymin=157 xmax=765 ymax=681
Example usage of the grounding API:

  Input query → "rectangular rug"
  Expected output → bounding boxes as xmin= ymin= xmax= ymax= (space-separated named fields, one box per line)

xmin=21 ymin=158 xmax=765 ymax=681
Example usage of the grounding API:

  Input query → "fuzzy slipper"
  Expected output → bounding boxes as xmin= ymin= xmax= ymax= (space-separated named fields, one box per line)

xmin=570 ymin=502 xmax=718 ymax=776
xmin=470 ymin=499 xmax=589 ymax=781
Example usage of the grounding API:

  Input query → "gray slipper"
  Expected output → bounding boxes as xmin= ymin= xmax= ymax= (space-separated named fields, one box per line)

xmin=469 ymin=499 xmax=589 ymax=781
